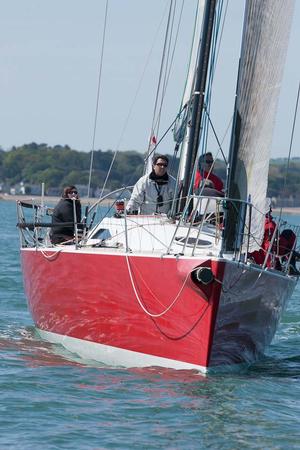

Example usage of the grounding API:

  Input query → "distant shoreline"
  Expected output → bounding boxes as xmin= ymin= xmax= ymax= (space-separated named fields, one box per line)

xmin=1 ymin=193 xmax=300 ymax=214
xmin=0 ymin=194 xmax=108 ymax=206
xmin=272 ymin=207 xmax=300 ymax=214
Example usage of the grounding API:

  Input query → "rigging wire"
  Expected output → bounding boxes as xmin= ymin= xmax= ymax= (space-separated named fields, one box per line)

xmin=96 ymin=3 xmax=171 ymax=202
xmin=214 ymin=0 xmax=229 ymax=72
xmin=87 ymin=0 xmax=109 ymax=199
xmin=89 ymin=106 xmax=187 ymax=227
xmin=95 ymin=1 xmax=185 ymax=205
xmin=144 ymin=105 xmax=187 ymax=163
xmin=199 ymin=0 xmax=227 ymax=164
xmin=202 ymin=0 xmax=229 ymax=159
xmin=204 ymin=105 xmax=228 ymax=164
xmin=145 ymin=0 xmax=176 ymax=174
xmin=161 ymin=0 xmax=178 ymax=100
xmin=154 ymin=0 xmax=186 ymax=143
xmin=144 ymin=0 xmax=185 ymax=176
xmin=278 ymin=78 xmax=300 ymax=221
xmin=90 ymin=0 xmax=227 ymax=216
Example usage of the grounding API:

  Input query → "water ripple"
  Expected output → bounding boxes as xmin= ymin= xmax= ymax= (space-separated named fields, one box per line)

xmin=1 ymin=201 xmax=300 ymax=449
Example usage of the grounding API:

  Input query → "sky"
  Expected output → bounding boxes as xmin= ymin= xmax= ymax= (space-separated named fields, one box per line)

xmin=1 ymin=0 xmax=299 ymax=159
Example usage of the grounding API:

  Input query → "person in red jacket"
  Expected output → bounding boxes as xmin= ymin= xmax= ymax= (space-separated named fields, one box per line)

xmin=249 ymin=212 xmax=277 ymax=267
xmin=194 ymin=152 xmax=224 ymax=193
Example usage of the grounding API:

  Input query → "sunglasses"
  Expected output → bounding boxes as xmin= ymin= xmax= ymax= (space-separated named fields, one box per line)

xmin=156 ymin=163 xmax=168 ymax=167
xmin=205 ymin=160 xmax=213 ymax=164
xmin=69 ymin=190 xmax=78 ymax=195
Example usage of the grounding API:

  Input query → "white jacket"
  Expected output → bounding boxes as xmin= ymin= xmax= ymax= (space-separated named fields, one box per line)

xmin=127 ymin=173 xmax=175 ymax=215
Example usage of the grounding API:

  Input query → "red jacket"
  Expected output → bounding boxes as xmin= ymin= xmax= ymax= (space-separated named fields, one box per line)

xmin=249 ymin=215 xmax=277 ymax=267
xmin=194 ymin=170 xmax=224 ymax=192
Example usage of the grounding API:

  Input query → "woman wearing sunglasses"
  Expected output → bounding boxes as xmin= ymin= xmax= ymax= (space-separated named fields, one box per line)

xmin=50 ymin=185 xmax=82 ymax=244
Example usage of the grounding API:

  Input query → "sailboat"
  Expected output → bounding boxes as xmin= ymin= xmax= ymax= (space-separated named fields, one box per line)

xmin=17 ymin=0 xmax=299 ymax=373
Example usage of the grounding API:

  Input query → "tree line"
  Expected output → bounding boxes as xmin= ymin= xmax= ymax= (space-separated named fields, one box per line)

xmin=0 ymin=143 xmax=299 ymax=199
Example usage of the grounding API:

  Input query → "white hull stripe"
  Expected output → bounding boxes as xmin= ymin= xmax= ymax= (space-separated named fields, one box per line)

xmin=37 ymin=329 xmax=208 ymax=373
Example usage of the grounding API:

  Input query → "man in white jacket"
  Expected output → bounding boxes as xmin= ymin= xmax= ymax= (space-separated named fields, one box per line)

xmin=126 ymin=155 xmax=175 ymax=215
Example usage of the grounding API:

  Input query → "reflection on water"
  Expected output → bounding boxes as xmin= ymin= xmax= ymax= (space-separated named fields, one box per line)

xmin=0 ymin=326 xmax=82 ymax=368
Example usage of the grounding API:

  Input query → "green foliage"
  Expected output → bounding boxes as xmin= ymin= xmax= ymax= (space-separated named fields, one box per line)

xmin=0 ymin=143 xmax=299 ymax=199
xmin=268 ymin=159 xmax=300 ymax=199
xmin=0 ymin=143 xmax=145 ymax=193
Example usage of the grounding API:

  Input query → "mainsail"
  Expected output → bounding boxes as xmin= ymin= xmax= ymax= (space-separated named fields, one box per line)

xmin=224 ymin=0 xmax=295 ymax=251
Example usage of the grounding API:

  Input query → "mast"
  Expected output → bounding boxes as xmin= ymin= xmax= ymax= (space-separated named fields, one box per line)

xmin=179 ymin=0 xmax=217 ymax=211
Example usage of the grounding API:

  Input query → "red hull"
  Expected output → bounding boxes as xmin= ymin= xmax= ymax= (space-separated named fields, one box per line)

xmin=21 ymin=249 xmax=225 ymax=369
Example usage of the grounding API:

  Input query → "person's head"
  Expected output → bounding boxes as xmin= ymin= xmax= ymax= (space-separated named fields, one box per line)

xmin=199 ymin=152 xmax=214 ymax=171
xmin=62 ymin=185 xmax=79 ymax=200
xmin=152 ymin=154 xmax=169 ymax=177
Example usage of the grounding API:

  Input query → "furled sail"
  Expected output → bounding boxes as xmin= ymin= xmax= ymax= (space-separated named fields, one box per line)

xmin=224 ymin=0 xmax=295 ymax=252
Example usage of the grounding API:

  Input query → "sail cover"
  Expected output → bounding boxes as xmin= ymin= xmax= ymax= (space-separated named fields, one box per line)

xmin=226 ymin=0 xmax=294 ymax=251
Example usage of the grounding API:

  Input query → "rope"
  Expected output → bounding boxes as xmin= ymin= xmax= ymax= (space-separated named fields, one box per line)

xmin=87 ymin=0 xmax=109 ymax=199
xmin=40 ymin=248 xmax=62 ymax=260
xmin=125 ymin=253 xmax=193 ymax=318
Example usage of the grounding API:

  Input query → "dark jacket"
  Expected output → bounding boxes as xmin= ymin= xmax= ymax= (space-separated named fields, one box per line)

xmin=50 ymin=198 xmax=81 ymax=243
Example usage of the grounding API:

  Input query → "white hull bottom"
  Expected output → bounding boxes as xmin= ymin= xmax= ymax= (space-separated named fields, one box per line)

xmin=37 ymin=328 xmax=208 ymax=373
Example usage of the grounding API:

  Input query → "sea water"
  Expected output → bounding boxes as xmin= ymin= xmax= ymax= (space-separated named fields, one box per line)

xmin=0 ymin=200 xmax=299 ymax=450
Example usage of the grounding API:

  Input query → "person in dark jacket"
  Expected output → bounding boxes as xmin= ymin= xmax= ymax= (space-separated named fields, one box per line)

xmin=50 ymin=186 xmax=82 ymax=244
